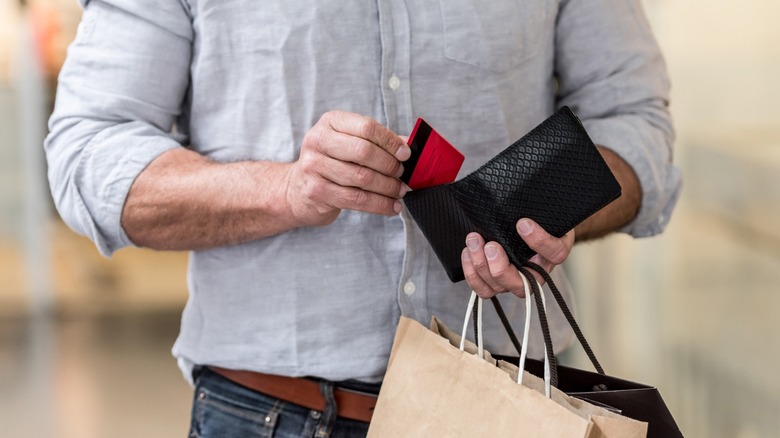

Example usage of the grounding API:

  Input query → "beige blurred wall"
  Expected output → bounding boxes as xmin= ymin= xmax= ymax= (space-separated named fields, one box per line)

xmin=654 ymin=0 xmax=780 ymax=131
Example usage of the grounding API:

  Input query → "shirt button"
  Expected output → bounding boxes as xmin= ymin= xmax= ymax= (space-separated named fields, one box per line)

xmin=388 ymin=75 xmax=401 ymax=91
xmin=403 ymin=280 xmax=416 ymax=296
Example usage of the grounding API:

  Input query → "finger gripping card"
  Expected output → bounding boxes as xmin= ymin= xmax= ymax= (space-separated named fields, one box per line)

xmin=403 ymin=107 xmax=622 ymax=282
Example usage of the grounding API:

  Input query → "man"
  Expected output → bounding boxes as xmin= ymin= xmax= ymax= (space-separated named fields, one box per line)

xmin=45 ymin=0 xmax=681 ymax=436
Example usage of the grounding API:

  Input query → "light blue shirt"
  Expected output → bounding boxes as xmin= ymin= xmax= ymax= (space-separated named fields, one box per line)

xmin=45 ymin=0 xmax=681 ymax=383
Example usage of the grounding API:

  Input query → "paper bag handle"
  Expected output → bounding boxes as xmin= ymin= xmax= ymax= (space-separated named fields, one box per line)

xmin=459 ymin=292 xmax=484 ymax=358
xmin=516 ymin=274 xmax=552 ymax=399
xmin=460 ymin=270 xmax=553 ymax=398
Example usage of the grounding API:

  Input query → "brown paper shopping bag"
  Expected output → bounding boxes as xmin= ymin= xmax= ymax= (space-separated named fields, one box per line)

xmin=368 ymin=276 xmax=646 ymax=437
xmin=368 ymin=316 xmax=645 ymax=437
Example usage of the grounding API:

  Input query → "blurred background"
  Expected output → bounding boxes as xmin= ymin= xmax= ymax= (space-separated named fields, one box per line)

xmin=1 ymin=0 xmax=778 ymax=437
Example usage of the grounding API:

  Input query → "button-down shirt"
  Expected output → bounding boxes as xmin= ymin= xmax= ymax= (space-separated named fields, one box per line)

xmin=46 ymin=0 xmax=681 ymax=383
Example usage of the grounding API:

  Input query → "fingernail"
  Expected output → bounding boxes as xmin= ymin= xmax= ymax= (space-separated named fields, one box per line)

xmin=466 ymin=237 xmax=479 ymax=251
xmin=393 ymin=200 xmax=402 ymax=213
xmin=485 ymin=244 xmax=498 ymax=260
xmin=462 ymin=249 xmax=471 ymax=262
xmin=517 ymin=219 xmax=533 ymax=236
xmin=398 ymin=184 xmax=409 ymax=197
xmin=395 ymin=164 xmax=405 ymax=178
xmin=395 ymin=145 xmax=411 ymax=161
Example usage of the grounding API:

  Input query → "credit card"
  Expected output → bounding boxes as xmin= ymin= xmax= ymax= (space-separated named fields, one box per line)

xmin=401 ymin=118 xmax=464 ymax=190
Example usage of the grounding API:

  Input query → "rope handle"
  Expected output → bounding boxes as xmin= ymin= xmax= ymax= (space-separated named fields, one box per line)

xmin=523 ymin=261 xmax=605 ymax=375
xmin=488 ymin=261 xmax=605 ymax=383
xmin=521 ymin=266 xmax=559 ymax=386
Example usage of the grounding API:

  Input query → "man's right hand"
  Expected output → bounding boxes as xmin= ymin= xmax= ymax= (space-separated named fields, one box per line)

xmin=121 ymin=111 xmax=411 ymax=251
xmin=284 ymin=110 xmax=412 ymax=227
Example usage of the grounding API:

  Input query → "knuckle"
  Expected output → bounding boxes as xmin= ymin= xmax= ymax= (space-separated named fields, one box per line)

xmin=542 ymin=240 xmax=569 ymax=264
xmin=464 ymin=270 xmax=481 ymax=285
xmin=474 ymin=288 xmax=494 ymax=299
xmin=489 ymin=262 xmax=511 ymax=278
xmin=299 ymin=154 xmax=321 ymax=176
xmin=352 ymin=189 xmax=371 ymax=207
xmin=357 ymin=117 xmax=377 ymax=139
xmin=548 ymin=248 xmax=568 ymax=265
xmin=354 ymin=166 xmax=375 ymax=187
xmin=308 ymin=126 xmax=328 ymax=152
xmin=389 ymin=179 xmax=403 ymax=197
xmin=321 ymin=110 xmax=341 ymax=124
xmin=302 ymin=179 xmax=324 ymax=201
xmin=367 ymin=196 xmax=393 ymax=216
xmin=389 ymin=161 xmax=402 ymax=176
xmin=471 ymin=258 xmax=488 ymax=272
xmin=299 ymin=150 xmax=315 ymax=167
xmin=381 ymin=198 xmax=396 ymax=215
xmin=316 ymin=112 xmax=334 ymax=131
xmin=352 ymin=139 xmax=372 ymax=162
xmin=297 ymin=161 xmax=312 ymax=179
xmin=524 ymin=232 xmax=546 ymax=249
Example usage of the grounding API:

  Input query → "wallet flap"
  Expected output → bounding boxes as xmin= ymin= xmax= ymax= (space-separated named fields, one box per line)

xmin=402 ymin=184 xmax=476 ymax=281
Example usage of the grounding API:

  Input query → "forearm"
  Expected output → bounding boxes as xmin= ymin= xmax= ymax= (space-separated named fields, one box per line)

xmin=574 ymin=145 xmax=642 ymax=241
xmin=121 ymin=111 xmax=409 ymax=251
xmin=121 ymin=147 xmax=296 ymax=251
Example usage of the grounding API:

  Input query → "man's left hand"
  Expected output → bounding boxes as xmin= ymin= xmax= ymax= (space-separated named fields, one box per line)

xmin=461 ymin=218 xmax=575 ymax=299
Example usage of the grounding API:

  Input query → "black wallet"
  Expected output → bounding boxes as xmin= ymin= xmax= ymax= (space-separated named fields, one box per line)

xmin=402 ymin=107 xmax=622 ymax=282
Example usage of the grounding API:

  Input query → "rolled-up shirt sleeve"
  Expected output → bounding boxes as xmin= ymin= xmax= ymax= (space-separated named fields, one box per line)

xmin=555 ymin=0 xmax=683 ymax=237
xmin=44 ymin=0 xmax=192 ymax=256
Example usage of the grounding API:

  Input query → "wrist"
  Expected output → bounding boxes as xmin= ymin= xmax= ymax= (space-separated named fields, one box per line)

xmin=239 ymin=161 xmax=304 ymax=234
xmin=574 ymin=146 xmax=642 ymax=241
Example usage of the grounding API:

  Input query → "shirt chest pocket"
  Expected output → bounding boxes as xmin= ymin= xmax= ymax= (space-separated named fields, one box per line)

xmin=439 ymin=0 xmax=550 ymax=73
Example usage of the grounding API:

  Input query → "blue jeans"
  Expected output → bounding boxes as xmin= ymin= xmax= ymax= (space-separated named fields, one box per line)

xmin=188 ymin=367 xmax=373 ymax=438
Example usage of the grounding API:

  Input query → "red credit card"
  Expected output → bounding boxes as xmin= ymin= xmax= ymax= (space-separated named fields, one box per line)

xmin=401 ymin=118 xmax=465 ymax=190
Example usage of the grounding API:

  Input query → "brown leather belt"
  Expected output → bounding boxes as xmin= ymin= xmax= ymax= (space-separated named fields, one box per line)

xmin=208 ymin=367 xmax=378 ymax=423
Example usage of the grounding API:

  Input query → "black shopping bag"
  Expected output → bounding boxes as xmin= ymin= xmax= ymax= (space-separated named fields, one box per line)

xmin=511 ymin=358 xmax=682 ymax=438
xmin=489 ymin=263 xmax=684 ymax=438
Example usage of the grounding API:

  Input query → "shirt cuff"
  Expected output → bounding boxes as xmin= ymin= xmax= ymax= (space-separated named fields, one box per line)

xmin=74 ymin=122 xmax=183 ymax=256
xmin=582 ymin=116 xmax=683 ymax=238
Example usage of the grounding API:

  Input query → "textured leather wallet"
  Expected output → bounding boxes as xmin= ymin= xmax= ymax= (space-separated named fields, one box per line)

xmin=403 ymin=107 xmax=622 ymax=282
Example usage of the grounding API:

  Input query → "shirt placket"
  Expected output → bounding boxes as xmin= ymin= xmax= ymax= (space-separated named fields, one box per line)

xmin=377 ymin=0 xmax=414 ymax=133
xmin=377 ymin=0 xmax=429 ymax=323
